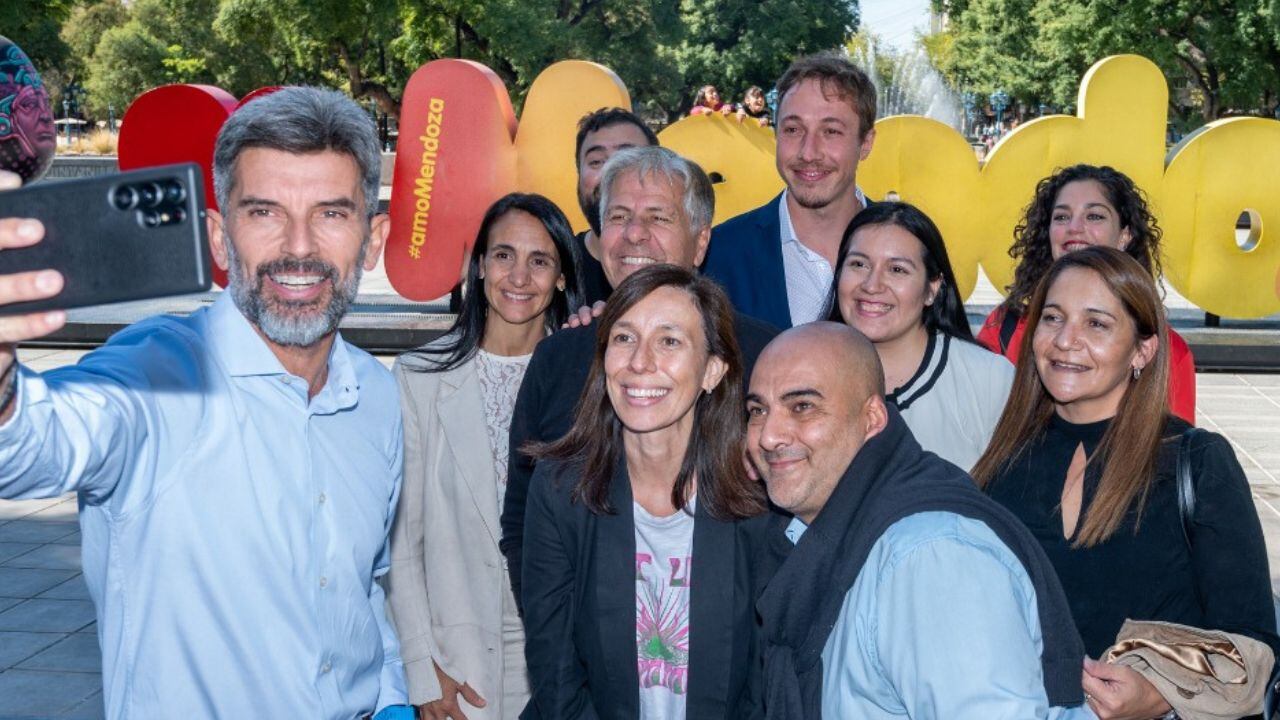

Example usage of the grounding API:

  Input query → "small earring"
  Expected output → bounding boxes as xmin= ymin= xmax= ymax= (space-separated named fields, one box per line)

xmin=1132 ymin=366 xmax=1142 ymax=380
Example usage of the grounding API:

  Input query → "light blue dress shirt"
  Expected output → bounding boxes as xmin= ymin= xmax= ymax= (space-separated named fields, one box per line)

xmin=0 ymin=293 xmax=408 ymax=719
xmin=785 ymin=512 xmax=1096 ymax=720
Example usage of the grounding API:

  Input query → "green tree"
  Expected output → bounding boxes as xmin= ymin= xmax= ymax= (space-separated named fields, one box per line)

xmin=60 ymin=0 xmax=871 ymax=125
xmin=80 ymin=0 xmax=281 ymax=116
xmin=83 ymin=21 xmax=170 ymax=115
xmin=61 ymin=0 xmax=130 ymax=91
xmin=5 ymin=0 xmax=77 ymax=107
xmin=942 ymin=0 xmax=1280 ymax=124
xmin=941 ymin=0 xmax=1042 ymax=103
xmin=391 ymin=0 xmax=686 ymax=117
xmin=216 ymin=0 xmax=407 ymax=114
xmin=669 ymin=0 xmax=858 ymax=116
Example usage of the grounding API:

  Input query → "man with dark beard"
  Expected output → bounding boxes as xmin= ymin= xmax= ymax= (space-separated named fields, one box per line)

xmin=0 ymin=88 xmax=415 ymax=720
xmin=702 ymin=53 xmax=877 ymax=329
xmin=571 ymin=107 xmax=658 ymax=304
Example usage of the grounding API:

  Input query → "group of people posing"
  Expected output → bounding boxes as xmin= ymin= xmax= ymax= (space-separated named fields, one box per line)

xmin=0 ymin=51 xmax=1272 ymax=720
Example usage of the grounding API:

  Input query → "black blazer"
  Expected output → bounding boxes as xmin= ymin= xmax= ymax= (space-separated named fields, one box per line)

xmin=521 ymin=457 xmax=779 ymax=720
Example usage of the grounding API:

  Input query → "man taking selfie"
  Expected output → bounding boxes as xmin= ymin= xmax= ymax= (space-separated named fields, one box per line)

xmin=0 ymin=87 xmax=414 ymax=720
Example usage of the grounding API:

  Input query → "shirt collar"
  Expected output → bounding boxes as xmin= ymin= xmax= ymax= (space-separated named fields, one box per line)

xmin=784 ymin=515 xmax=808 ymax=545
xmin=206 ymin=292 xmax=359 ymax=412
xmin=778 ymin=187 xmax=869 ymax=248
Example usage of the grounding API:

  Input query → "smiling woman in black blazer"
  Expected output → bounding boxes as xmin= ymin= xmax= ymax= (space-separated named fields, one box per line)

xmin=520 ymin=265 xmax=777 ymax=720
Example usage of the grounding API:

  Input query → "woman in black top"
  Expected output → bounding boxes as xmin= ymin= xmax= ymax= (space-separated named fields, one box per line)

xmin=973 ymin=247 xmax=1277 ymax=719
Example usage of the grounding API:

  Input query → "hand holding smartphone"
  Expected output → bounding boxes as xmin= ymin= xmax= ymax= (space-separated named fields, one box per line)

xmin=0 ymin=163 xmax=213 ymax=317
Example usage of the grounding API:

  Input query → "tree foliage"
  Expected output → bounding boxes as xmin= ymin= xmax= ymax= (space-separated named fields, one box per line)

xmin=49 ymin=0 xmax=863 ymax=122
xmin=938 ymin=0 xmax=1280 ymax=124
xmin=668 ymin=0 xmax=858 ymax=114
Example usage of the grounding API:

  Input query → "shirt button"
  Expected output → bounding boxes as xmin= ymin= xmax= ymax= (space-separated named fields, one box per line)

xmin=319 ymin=576 xmax=328 ymax=588
xmin=318 ymin=492 xmax=327 ymax=504
xmin=321 ymin=662 xmax=331 ymax=673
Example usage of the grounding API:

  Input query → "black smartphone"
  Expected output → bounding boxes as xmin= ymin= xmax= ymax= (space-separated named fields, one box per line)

xmin=0 ymin=163 xmax=212 ymax=316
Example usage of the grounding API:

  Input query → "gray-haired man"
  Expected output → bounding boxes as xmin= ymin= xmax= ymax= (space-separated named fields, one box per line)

xmin=500 ymin=145 xmax=780 ymax=609
xmin=0 ymin=87 xmax=415 ymax=719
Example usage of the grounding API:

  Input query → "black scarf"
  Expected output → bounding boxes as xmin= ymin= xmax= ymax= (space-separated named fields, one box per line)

xmin=757 ymin=407 xmax=1085 ymax=718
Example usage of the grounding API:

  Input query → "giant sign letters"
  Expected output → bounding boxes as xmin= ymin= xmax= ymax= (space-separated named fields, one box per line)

xmin=121 ymin=55 xmax=1280 ymax=316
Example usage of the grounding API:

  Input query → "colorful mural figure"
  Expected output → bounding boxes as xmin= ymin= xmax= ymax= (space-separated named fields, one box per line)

xmin=0 ymin=37 xmax=56 ymax=183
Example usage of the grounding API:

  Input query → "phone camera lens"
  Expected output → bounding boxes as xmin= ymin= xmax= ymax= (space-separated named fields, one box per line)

xmin=169 ymin=207 xmax=187 ymax=224
xmin=140 ymin=210 xmax=162 ymax=228
xmin=138 ymin=182 xmax=164 ymax=208
xmin=162 ymin=181 xmax=186 ymax=205
xmin=112 ymin=186 xmax=139 ymax=210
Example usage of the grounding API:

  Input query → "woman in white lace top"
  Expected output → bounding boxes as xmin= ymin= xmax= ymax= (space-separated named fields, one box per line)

xmin=386 ymin=193 xmax=583 ymax=720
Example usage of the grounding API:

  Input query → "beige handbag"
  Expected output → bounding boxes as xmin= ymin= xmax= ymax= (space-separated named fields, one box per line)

xmin=1104 ymin=619 xmax=1275 ymax=720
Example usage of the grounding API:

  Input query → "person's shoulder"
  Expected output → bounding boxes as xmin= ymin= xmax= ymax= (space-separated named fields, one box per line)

xmin=732 ymin=310 xmax=781 ymax=343
xmin=343 ymin=339 xmax=397 ymax=399
xmin=876 ymin=511 xmax=1025 ymax=578
xmin=1163 ymin=416 xmax=1233 ymax=463
xmin=80 ymin=310 xmax=209 ymax=378
xmin=532 ymin=324 xmax=596 ymax=364
xmin=1167 ymin=326 xmax=1192 ymax=356
xmin=714 ymin=198 xmax=777 ymax=230
xmin=394 ymin=333 xmax=469 ymax=374
xmin=947 ymin=335 xmax=1015 ymax=378
xmin=529 ymin=456 xmax=587 ymax=508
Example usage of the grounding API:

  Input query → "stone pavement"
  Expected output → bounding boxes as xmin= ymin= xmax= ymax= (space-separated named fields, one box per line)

xmin=0 ymin=350 xmax=1277 ymax=718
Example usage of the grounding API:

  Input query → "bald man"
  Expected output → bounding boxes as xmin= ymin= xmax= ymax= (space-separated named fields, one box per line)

xmin=747 ymin=323 xmax=1092 ymax=719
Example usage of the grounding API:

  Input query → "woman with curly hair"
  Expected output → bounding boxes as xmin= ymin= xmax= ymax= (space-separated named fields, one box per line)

xmin=978 ymin=164 xmax=1195 ymax=423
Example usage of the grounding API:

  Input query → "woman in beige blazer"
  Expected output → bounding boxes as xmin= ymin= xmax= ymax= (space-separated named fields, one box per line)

xmin=388 ymin=193 xmax=583 ymax=720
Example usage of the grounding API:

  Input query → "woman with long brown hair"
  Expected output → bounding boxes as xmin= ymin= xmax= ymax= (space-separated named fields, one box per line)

xmin=520 ymin=264 xmax=775 ymax=719
xmin=973 ymin=247 xmax=1276 ymax=719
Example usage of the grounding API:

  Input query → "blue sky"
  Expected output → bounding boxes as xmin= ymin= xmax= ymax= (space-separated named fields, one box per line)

xmin=859 ymin=0 xmax=932 ymax=51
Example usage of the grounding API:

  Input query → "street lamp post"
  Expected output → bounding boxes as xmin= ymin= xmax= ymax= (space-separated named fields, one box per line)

xmin=62 ymin=97 xmax=71 ymax=146
xmin=990 ymin=89 xmax=1010 ymax=138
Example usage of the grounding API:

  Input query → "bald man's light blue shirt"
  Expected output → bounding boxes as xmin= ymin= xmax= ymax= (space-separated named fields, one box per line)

xmin=786 ymin=512 xmax=1096 ymax=719
xmin=0 ymin=293 xmax=407 ymax=719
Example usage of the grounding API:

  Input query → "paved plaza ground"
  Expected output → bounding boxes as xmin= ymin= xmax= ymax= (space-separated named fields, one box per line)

xmin=1 ymin=350 xmax=1278 ymax=718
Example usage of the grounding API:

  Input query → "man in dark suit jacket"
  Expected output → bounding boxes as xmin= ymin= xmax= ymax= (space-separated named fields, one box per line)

xmin=501 ymin=146 xmax=778 ymax=610
xmin=703 ymin=52 xmax=878 ymax=329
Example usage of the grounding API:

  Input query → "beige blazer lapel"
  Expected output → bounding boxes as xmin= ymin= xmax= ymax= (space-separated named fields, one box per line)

xmin=436 ymin=362 xmax=502 ymax=546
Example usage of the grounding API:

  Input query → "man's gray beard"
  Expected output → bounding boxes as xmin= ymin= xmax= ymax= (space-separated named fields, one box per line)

xmin=224 ymin=235 xmax=366 ymax=348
